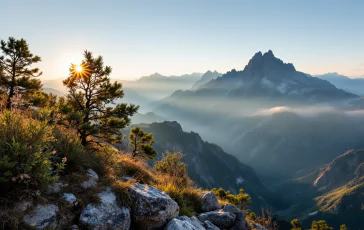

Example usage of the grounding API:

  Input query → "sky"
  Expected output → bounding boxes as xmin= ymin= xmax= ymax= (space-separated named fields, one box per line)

xmin=1 ymin=0 xmax=364 ymax=80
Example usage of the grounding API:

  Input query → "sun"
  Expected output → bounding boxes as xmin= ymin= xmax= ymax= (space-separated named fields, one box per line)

xmin=75 ymin=64 xmax=83 ymax=73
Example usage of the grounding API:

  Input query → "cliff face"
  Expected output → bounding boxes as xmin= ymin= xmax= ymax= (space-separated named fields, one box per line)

xmin=124 ymin=121 xmax=287 ymax=212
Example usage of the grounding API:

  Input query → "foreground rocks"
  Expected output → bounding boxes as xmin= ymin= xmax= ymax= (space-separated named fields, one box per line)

xmin=200 ymin=192 xmax=221 ymax=212
xmin=198 ymin=210 xmax=236 ymax=229
xmin=79 ymin=188 xmax=131 ymax=230
xmin=128 ymin=183 xmax=179 ymax=229
xmin=165 ymin=216 xmax=205 ymax=230
xmin=23 ymin=204 xmax=59 ymax=229
xmin=81 ymin=169 xmax=99 ymax=189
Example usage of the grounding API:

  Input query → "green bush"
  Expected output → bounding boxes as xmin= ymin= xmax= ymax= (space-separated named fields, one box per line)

xmin=154 ymin=151 xmax=190 ymax=187
xmin=52 ymin=127 xmax=88 ymax=172
xmin=0 ymin=111 xmax=65 ymax=195
xmin=212 ymin=187 xmax=251 ymax=210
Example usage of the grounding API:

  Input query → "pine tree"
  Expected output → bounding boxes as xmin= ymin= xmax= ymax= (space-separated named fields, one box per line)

xmin=59 ymin=50 xmax=139 ymax=146
xmin=129 ymin=127 xmax=157 ymax=159
xmin=0 ymin=37 xmax=42 ymax=109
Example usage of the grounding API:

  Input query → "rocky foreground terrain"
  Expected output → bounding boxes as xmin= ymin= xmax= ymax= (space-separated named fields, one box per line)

xmin=18 ymin=169 xmax=265 ymax=230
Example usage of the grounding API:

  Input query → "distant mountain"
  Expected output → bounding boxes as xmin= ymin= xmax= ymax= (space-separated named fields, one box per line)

xmin=121 ymin=72 xmax=203 ymax=101
xmin=155 ymin=51 xmax=357 ymax=126
xmin=43 ymin=87 xmax=65 ymax=97
xmin=316 ymin=72 xmax=364 ymax=96
xmin=192 ymin=70 xmax=221 ymax=90
xmin=42 ymin=79 xmax=67 ymax=93
xmin=275 ymin=150 xmax=364 ymax=229
xmin=131 ymin=112 xmax=165 ymax=125
xmin=230 ymin=112 xmax=364 ymax=179
xmin=122 ymin=121 xmax=286 ymax=212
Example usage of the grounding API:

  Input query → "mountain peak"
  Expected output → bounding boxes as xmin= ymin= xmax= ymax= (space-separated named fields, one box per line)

xmin=263 ymin=50 xmax=274 ymax=58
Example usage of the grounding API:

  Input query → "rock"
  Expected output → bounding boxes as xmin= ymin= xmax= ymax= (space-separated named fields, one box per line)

xmin=14 ymin=200 xmax=33 ymax=212
xmin=81 ymin=169 xmax=99 ymax=189
xmin=129 ymin=183 xmax=179 ymax=229
xmin=198 ymin=209 xmax=236 ymax=229
xmin=62 ymin=193 xmax=77 ymax=204
xmin=23 ymin=204 xmax=59 ymax=229
xmin=79 ymin=188 xmax=131 ymax=230
xmin=165 ymin=216 xmax=205 ymax=230
xmin=48 ymin=181 xmax=66 ymax=193
xmin=200 ymin=192 xmax=221 ymax=212
xmin=252 ymin=223 xmax=267 ymax=230
xmin=222 ymin=204 xmax=249 ymax=230
xmin=70 ymin=225 xmax=79 ymax=230
xmin=203 ymin=220 xmax=220 ymax=230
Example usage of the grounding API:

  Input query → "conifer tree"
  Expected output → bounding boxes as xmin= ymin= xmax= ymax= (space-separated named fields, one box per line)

xmin=129 ymin=127 xmax=157 ymax=159
xmin=0 ymin=37 xmax=42 ymax=109
xmin=59 ymin=50 xmax=139 ymax=146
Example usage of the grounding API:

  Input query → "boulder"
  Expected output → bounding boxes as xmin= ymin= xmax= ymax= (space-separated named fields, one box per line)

xmin=202 ymin=220 xmax=220 ymax=230
xmin=14 ymin=200 xmax=33 ymax=212
xmin=165 ymin=216 xmax=205 ymax=230
xmin=79 ymin=188 xmax=131 ymax=230
xmin=198 ymin=210 xmax=236 ymax=229
xmin=81 ymin=169 xmax=99 ymax=189
xmin=222 ymin=204 xmax=249 ymax=230
xmin=48 ymin=181 xmax=66 ymax=193
xmin=252 ymin=223 xmax=267 ymax=230
xmin=23 ymin=204 xmax=59 ymax=229
xmin=128 ymin=183 xmax=179 ymax=229
xmin=62 ymin=193 xmax=77 ymax=204
xmin=200 ymin=192 xmax=221 ymax=212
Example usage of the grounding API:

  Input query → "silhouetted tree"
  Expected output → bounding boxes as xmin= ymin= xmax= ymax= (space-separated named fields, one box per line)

xmin=59 ymin=50 xmax=138 ymax=146
xmin=0 ymin=37 xmax=42 ymax=109
xmin=129 ymin=127 xmax=157 ymax=159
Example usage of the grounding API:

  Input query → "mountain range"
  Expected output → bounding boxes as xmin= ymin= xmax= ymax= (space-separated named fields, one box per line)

xmin=316 ymin=72 xmax=364 ymax=96
xmin=122 ymin=121 xmax=287 ymax=213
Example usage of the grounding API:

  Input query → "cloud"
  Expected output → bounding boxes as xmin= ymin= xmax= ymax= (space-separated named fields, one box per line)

xmin=253 ymin=106 xmax=338 ymax=117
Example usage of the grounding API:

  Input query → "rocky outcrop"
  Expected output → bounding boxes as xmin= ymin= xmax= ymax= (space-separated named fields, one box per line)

xmin=128 ymin=183 xmax=179 ymax=229
xmin=202 ymin=220 xmax=220 ymax=230
xmin=79 ymin=188 xmax=131 ymax=230
xmin=62 ymin=193 xmax=77 ymax=204
xmin=222 ymin=204 xmax=249 ymax=230
xmin=197 ymin=210 xmax=236 ymax=229
xmin=165 ymin=216 xmax=205 ymax=230
xmin=81 ymin=169 xmax=99 ymax=189
xmin=23 ymin=204 xmax=59 ymax=229
xmin=200 ymin=192 xmax=221 ymax=212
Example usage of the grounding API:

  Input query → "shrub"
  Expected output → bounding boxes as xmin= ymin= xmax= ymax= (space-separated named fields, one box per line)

xmin=0 ymin=111 xmax=65 ymax=195
xmin=311 ymin=220 xmax=334 ymax=230
xmin=154 ymin=151 xmax=190 ymax=187
xmin=211 ymin=187 xmax=251 ymax=210
xmin=117 ymin=153 xmax=154 ymax=184
xmin=52 ymin=127 xmax=89 ymax=172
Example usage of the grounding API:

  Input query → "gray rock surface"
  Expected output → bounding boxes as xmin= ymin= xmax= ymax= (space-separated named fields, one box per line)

xmin=222 ymin=204 xmax=249 ymax=230
xmin=252 ymin=222 xmax=267 ymax=230
xmin=48 ymin=181 xmax=66 ymax=193
xmin=79 ymin=188 xmax=131 ymax=230
xmin=81 ymin=169 xmax=99 ymax=189
xmin=200 ymin=192 xmax=221 ymax=212
xmin=203 ymin=220 xmax=220 ymax=230
xmin=62 ymin=193 xmax=77 ymax=204
xmin=23 ymin=204 xmax=59 ymax=229
xmin=165 ymin=216 xmax=205 ymax=230
xmin=198 ymin=210 xmax=236 ymax=229
xmin=129 ymin=183 xmax=179 ymax=229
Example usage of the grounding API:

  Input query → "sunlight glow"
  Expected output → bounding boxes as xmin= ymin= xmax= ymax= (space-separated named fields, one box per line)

xmin=75 ymin=64 xmax=83 ymax=73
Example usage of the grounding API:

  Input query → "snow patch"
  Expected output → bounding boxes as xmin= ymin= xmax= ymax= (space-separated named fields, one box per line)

xmin=308 ymin=211 xmax=318 ymax=216
xmin=261 ymin=77 xmax=274 ymax=88
xmin=236 ymin=177 xmax=244 ymax=185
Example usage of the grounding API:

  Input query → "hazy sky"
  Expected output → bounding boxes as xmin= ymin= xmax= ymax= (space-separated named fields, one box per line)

xmin=1 ymin=0 xmax=364 ymax=80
